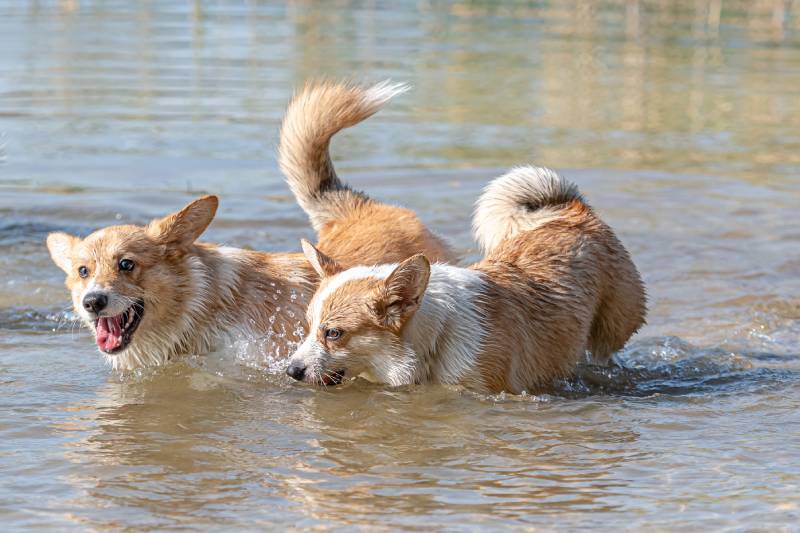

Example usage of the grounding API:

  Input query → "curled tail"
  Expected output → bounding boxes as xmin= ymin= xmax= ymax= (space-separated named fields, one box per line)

xmin=474 ymin=165 xmax=647 ymax=362
xmin=473 ymin=166 xmax=584 ymax=254
xmin=279 ymin=80 xmax=409 ymax=232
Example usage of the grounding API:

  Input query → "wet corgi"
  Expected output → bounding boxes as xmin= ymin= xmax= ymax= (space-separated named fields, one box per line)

xmin=46 ymin=81 xmax=454 ymax=371
xmin=286 ymin=166 xmax=646 ymax=393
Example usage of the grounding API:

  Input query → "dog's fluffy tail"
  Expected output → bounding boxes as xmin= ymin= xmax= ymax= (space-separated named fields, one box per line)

xmin=473 ymin=166 xmax=584 ymax=255
xmin=474 ymin=165 xmax=647 ymax=362
xmin=279 ymin=80 xmax=409 ymax=232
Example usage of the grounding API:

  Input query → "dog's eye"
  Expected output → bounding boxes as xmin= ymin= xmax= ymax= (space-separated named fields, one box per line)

xmin=119 ymin=259 xmax=135 ymax=272
xmin=324 ymin=328 xmax=343 ymax=341
xmin=78 ymin=266 xmax=89 ymax=278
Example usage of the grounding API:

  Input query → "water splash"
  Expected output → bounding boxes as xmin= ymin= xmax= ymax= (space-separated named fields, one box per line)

xmin=217 ymin=306 xmax=308 ymax=375
xmin=555 ymin=336 xmax=796 ymax=398
xmin=8 ymin=304 xmax=797 ymax=399
xmin=0 ymin=306 xmax=81 ymax=333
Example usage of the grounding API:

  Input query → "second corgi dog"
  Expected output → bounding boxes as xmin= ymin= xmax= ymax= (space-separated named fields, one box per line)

xmin=46 ymin=81 xmax=454 ymax=370
xmin=286 ymin=166 xmax=646 ymax=393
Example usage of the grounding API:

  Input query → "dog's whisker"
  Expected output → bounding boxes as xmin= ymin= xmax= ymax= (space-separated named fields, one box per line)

xmin=44 ymin=80 xmax=454 ymax=373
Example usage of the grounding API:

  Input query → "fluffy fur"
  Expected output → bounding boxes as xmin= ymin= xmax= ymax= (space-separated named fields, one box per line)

xmin=46 ymin=80 xmax=455 ymax=370
xmin=279 ymin=80 xmax=451 ymax=265
xmin=287 ymin=166 xmax=647 ymax=394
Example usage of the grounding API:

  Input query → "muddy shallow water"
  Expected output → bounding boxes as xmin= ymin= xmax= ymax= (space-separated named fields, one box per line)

xmin=1 ymin=1 xmax=799 ymax=530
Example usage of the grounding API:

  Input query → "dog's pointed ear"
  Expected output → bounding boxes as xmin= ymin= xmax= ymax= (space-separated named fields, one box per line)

xmin=376 ymin=254 xmax=431 ymax=331
xmin=146 ymin=195 xmax=218 ymax=249
xmin=301 ymin=239 xmax=342 ymax=278
xmin=46 ymin=232 xmax=81 ymax=273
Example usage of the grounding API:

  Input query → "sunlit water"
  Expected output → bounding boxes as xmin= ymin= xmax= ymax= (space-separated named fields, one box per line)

xmin=2 ymin=1 xmax=799 ymax=530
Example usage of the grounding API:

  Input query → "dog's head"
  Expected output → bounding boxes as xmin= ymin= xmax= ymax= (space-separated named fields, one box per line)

xmin=285 ymin=239 xmax=430 ymax=386
xmin=46 ymin=196 xmax=218 ymax=364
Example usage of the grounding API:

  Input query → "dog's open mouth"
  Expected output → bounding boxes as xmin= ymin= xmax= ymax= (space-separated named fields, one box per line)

xmin=94 ymin=300 xmax=144 ymax=354
xmin=321 ymin=369 xmax=346 ymax=386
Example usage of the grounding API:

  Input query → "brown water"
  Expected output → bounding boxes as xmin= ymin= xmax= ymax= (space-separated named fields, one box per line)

xmin=2 ymin=1 xmax=800 ymax=530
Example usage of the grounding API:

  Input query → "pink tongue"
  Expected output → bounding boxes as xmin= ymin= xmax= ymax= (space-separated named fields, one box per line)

xmin=95 ymin=315 xmax=123 ymax=351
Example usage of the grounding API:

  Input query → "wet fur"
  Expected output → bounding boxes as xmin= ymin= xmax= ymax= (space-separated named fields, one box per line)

xmin=46 ymin=80 xmax=455 ymax=370
xmin=289 ymin=166 xmax=647 ymax=394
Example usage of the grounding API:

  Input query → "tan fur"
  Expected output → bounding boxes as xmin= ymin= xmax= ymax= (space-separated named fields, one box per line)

xmin=46 ymin=80 xmax=455 ymax=370
xmin=288 ymin=167 xmax=646 ymax=394
xmin=47 ymin=200 xmax=316 ymax=368
xmin=473 ymin=167 xmax=645 ymax=363
xmin=315 ymin=278 xmax=394 ymax=363
xmin=281 ymin=80 xmax=452 ymax=264
xmin=474 ymin=199 xmax=641 ymax=392
xmin=279 ymin=79 xmax=386 ymax=232
xmin=317 ymin=201 xmax=452 ymax=268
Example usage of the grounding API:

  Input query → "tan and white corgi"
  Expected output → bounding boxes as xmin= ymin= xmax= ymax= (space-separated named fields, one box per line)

xmin=46 ymin=80 xmax=454 ymax=371
xmin=286 ymin=166 xmax=646 ymax=393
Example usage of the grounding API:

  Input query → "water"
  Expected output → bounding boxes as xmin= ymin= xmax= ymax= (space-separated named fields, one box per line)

xmin=2 ymin=1 xmax=799 ymax=530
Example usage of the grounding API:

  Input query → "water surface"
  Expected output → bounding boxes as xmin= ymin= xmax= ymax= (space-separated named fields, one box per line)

xmin=1 ymin=1 xmax=799 ymax=530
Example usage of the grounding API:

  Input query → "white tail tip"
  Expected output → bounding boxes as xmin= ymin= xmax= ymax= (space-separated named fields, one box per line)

xmin=364 ymin=80 xmax=411 ymax=105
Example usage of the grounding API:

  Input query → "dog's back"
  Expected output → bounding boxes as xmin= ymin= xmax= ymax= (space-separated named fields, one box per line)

xmin=471 ymin=166 xmax=646 ymax=391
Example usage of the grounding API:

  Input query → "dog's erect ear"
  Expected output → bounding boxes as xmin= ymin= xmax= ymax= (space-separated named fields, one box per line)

xmin=146 ymin=195 xmax=218 ymax=249
xmin=46 ymin=232 xmax=81 ymax=274
xmin=301 ymin=239 xmax=342 ymax=278
xmin=376 ymin=254 xmax=431 ymax=331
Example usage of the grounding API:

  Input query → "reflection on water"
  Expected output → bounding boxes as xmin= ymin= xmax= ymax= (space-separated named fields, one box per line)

xmin=1 ymin=1 xmax=800 ymax=530
xmin=2 ymin=1 xmax=800 ymax=185
xmin=35 ymin=344 xmax=799 ymax=530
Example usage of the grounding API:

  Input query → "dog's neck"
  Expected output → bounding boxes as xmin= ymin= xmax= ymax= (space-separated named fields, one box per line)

xmin=111 ymin=244 xmax=316 ymax=370
xmin=383 ymin=265 xmax=487 ymax=386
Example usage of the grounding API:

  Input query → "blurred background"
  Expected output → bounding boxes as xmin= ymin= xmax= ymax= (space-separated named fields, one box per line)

xmin=1 ymin=1 xmax=799 ymax=530
xmin=3 ymin=0 xmax=800 ymax=180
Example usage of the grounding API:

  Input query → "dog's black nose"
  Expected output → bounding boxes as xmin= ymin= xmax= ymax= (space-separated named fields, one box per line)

xmin=83 ymin=292 xmax=108 ymax=314
xmin=286 ymin=362 xmax=306 ymax=381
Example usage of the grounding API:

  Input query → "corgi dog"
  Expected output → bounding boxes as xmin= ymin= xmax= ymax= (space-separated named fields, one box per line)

xmin=46 ymin=80 xmax=454 ymax=371
xmin=286 ymin=166 xmax=646 ymax=393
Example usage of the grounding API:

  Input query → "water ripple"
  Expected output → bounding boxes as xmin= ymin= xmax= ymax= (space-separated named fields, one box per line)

xmin=0 ymin=306 xmax=79 ymax=332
